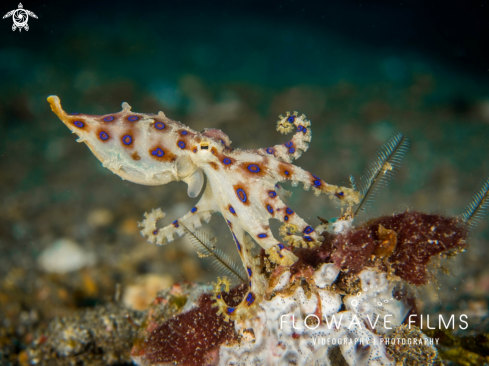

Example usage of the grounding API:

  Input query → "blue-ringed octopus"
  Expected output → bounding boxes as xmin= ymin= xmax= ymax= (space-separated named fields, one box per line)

xmin=48 ymin=95 xmax=361 ymax=321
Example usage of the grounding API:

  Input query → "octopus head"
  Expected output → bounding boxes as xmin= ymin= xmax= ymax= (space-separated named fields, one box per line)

xmin=47 ymin=95 xmax=179 ymax=187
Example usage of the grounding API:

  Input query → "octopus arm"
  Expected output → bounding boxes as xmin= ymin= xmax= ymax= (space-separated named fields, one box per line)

xmin=139 ymin=182 xmax=219 ymax=245
xmin=268 ymin=161 xmax=361 ymax=207
xmin=260 ymin=111 xmax=312 ymax=163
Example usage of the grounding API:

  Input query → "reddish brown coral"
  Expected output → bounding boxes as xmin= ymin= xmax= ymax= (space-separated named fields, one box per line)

xmin=366 ymin=211 xmax=467 ymax=285
xmin=328 ymin=211 xmax=467 ymax=285
xmin=330 ymin=228 xmax=375 ymax=274
xmin=132 ymin=291 xmax=239 ymax=366
xmin=291 ymin=231 xmax=335 ymax=274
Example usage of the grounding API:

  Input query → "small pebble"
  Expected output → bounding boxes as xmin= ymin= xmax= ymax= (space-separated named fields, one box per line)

xmin=38 ymin=239 xmax=96 ymax=274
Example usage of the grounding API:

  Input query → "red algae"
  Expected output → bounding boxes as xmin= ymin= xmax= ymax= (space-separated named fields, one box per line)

xmin=366 ymin=211 xmax=467 ymax=285
xmin=328 ymin=211 xmax=467 ymax=285
xmin=330 ymin=228 xmax=375 ymax=274
xmin=132 ymin=293 xmax=238 ymax=366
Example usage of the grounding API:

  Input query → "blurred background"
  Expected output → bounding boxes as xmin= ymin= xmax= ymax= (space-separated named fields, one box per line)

xmin=1 ymin=0 xmax=489 ymax=363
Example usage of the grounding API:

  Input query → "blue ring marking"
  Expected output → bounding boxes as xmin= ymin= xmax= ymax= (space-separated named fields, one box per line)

xmin=152 ymin=148 xmax=164 ymax=157
xmin=289 ymin=147 xmax=295 ymax=153
xmin=152 ymin=229 xmax=159 ymax=235
xmin=284 ymin=171 xmax=290 ymax=175
xmin=99 ymin=131 xmax=109 ymax=140
xmin=70 ymin=112 xmax=79 ymax=115
xmin=223 ymin=158 xmax=231 ymax=165
xmin=287 ymin=115 xmax=295 ymax=123
xmin=258 ymin=233 xmax=267 ymax=238
xmin=246 ymin=293 xmax=255 ymax=305
xmin=73 ymin=121 xmax=84 ymax=128
xmin=193 ymin=148 xmax=197 ymax=153
xmin=336 ymin=191 xmax=344 ymax=197
xmin=237 ymin=189 xmax=247 ymax=202
xmin=247 ymin=268 xmax=252 ymax=277
xmin=128 ymin=115 xmax=139 ymax=121
xmin=191 ymin=207 xmax=197 ymax=213
xmin=154 ymin=121 xmax=165 ymax=129
xmin=304 ymin=236 xmax=313 ymax=242
xmin=304 ymin=226 xmax=314 ymax=234
xmin=122 ymin=135 xmax=132 ymax=145
xmin=227 ymin=307 xmax=235 ymax=314
xmin=285 ymin=141 xmax=293 ymax=147
xmin=302 ymin=127 xmax=307 ymax=133
xmin=284 ymin=216 xmax=289 ymax=221
xmin=314 ymin=179 xmax=321 ymax=186
xmin=232 ymin=233 xmax=241 ymax=251
xmin=172 ymin=220 xmax=179 ymax=228
xmin=267 ymin=205 xmax=273 ymax=214
xmin=312 ymin=174 xmax=320 ymax=179
xmin=178 ymin=141 xmax=186 ymax=149
xmin=229 ymin=206 xmax=236 ymax=214
xmin=181 ymin=131 xmax=188 ymax=135
xmin=217 ymin=294 xmax=221 ymax=299
xmin=268 ymin=191 xmax=277 ymax=198
xmin=286 ymin=208 xmax=293 ymax=215
xmin=247 ymin=164 xmax=260 ymax=173
xmin=297 ymin=125 xmax=302 ymax=132
xmin=249 ymin=281 xmax=252 ymax=287
xmin=104 ymin=116 xmax=114 ymax=122
xmin=278 ymin=244 xmax=284 ymax=250
xmin=266 ymin=148 xmax=274 ymax=154
xmin=220 ymin=139 xmax=225 ymax=145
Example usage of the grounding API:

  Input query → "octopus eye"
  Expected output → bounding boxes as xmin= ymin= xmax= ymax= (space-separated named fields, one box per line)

xmin=201 ymin=144 xmax=209 ymax=150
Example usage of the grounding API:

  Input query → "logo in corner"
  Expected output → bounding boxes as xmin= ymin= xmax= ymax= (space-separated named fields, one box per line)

xmin=3 ymin=3 xmax=37 ymax=32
